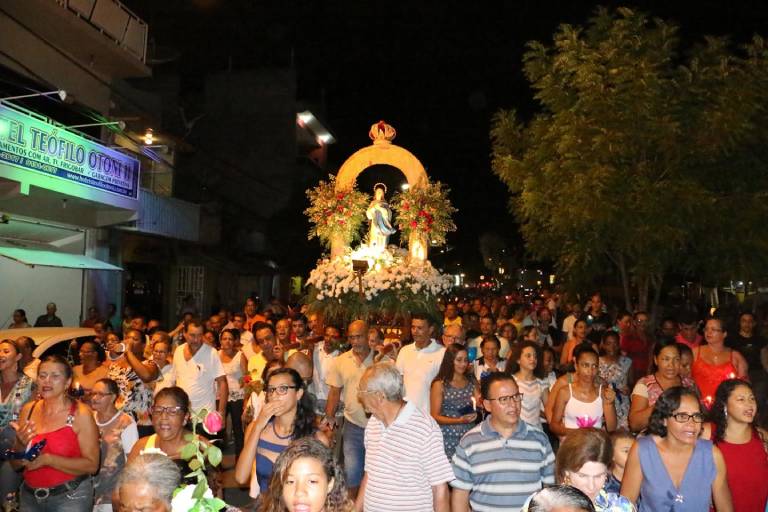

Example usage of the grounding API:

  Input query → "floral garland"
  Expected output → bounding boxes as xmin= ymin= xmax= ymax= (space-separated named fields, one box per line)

xmin=305 ymin=175 xmax=370 ymax=248
xmin=305 ymin=247 xmax=453 ymax=324
xmin=391 ymin=180 xmax=457 ymax=247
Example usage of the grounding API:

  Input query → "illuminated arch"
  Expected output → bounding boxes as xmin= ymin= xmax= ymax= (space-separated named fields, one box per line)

xmin=331 ymin=122 xmax=430 ymax=260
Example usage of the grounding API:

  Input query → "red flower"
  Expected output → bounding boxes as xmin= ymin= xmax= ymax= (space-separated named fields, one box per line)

xmin=410 ymin=220 xmax=418 ymax=228
xmin=337 ymin=206 xmax=345 ymax=212
xmin=339 ymin=220 xmax=346 ymax=225
xmin=418 ymin=210 xmax=427 ymax=217
xmin=336 ymin=193 xmax=345 ymax=200
xmin=403 ymin=202 xmax=410 ymax=211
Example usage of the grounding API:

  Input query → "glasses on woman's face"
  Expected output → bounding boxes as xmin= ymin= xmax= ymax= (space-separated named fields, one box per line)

xmin=91 ymin=392 xmax=114 ymax=399
xmin=486 ymin=393 xmax=523 ymax=405
xmin=266 ymin=385 xmax=298 ymax=396
xmin=671 ymin=412 xmax=706 ymax=423
xmin=150 ymin=406 xmax=186 ymax=417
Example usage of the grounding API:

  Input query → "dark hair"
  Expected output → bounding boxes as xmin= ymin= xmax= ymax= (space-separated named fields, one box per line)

xmin=259 ymin=437 xmax=353 ymax=512
xmin=647 ymin=386 xmax=701 ymax=437
xmin=220 ymin=328 xmax=240 ymax=343
xmin=262 ymin=359 xmax=284 ymax=385
xmin=204 ymin=329 xmax=220 ymax=348
xmin=411 ymin=313 xmax=436 ymax=327
xmin=555 ymin=428 xmax=612 ymax=483
xmin=519 ymin=325 xmax=537 ymax=342
xmin=266 ymin=368 xmax=315 ymax=439
xmin=480 ymin=336 xmax=501 ymax=351
xmin=80 ymin=340 xmax=106 ymax=363
xmin=573 ymin=344 xmax=599 ymax=363
xmin=13 ymin=309 xmax=27 ymax=322
xmin=185 ymin=320 xmax=203 ymax=333
xmin=154 ymin=386 xmax=191 ymax=413
xmin=0 ymin=339 xmax=21 ymax=373
xmin=480 ymin=371 xmax=516 ymax=399
xmin=506 ymin=341 xmax=545 ymax=378
xmin=290 ymin=313 xmax=308 ymax=325
xmin=233 ymin=311 xmax=246 ymax=321
xmin=95 ymin=378 xmax=120 ymax=399
xmin=124 ymin=328 xmax=145 ymax=343
xmin=252 ymin=321 xmax=276 ymax=337
xmin=648 ymin=340 xmax=681 ymax=374
xmin=677 ymin=342 xmax=693 ymax=360
xmin=479 ymin=314 xmax=496 ymax=325
xmin=40 ymin=354 xmax=73 ymax=379
xmin=527 ymin=485 xmax=595 ymax=512
xmin=711 ymin=379 xmax=756 ymax=444
xmin=434 ymin=343 xmax=475 ymax=384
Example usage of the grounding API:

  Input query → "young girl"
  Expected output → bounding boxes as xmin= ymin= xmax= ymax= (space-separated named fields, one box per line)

xmin=605 ymin=430 xmax=634 ymax=494
xmin=260 ymin=437 xmax=353 ymax=512
xmin=506 ymin=341 xmax=548 ymax=428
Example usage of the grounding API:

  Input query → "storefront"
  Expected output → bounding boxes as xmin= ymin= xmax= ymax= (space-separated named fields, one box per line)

xmin=0 ymin=101 xmax=139 ymax=326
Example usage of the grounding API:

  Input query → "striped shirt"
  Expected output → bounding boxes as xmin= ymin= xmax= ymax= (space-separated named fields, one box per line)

xmin=451 ymin=416 xmax=555 ymax=512
xmin=364 ymin=401 xmax=455 ymax=512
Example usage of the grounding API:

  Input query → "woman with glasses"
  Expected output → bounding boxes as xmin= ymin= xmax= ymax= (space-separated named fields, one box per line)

xmin=692 ymin=318 xmax=748 ymax=406
xmin=72 ymin=341 xmax=107 ymax=404
xmin=704 ymin=379 xmax=768 ymax=512
xmin=90 ymin=378 xmax=138 ymax=512
xmin=621 ymin=386 xmax=733 ymax=511
xmin=147 ymin=338 xmax=175 ymax=397
xmin=550 ymin=428 xmax=634 ymax=511
xmin=128 ymin=387 xmax=215 ymax=488
xmin=550 ymin=346 xmax=617 ymax=438
xmin=235 ymin=368 xmax=318 ymax=504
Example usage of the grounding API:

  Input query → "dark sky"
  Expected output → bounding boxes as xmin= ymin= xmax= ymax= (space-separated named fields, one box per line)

xmin=126 ymin=0 xmax=768 ymax=271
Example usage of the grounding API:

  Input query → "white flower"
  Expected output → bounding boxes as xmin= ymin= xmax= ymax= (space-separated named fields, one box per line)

xmin=171 ymin=484 xmax=213 ymax=512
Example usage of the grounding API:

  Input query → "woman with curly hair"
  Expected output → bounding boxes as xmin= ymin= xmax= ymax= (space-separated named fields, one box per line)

xmin=236 ymin=368 xmax=320 ymax=504
xmin=621 ymin=386 xmax=732 ymax=511
xmin=259 ymin=437 xmax=353 ymax=512
xmin=703 ymin=379 xmax=768 ymax=512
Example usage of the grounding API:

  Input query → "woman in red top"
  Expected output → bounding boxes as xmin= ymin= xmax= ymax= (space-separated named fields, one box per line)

xmin=704 ymin=379 xmax=768 ymax=512
xmin=691 ymin=318 xmax=748 ymax=407
xmin=12 ymin=355 xmax=99 ymax=511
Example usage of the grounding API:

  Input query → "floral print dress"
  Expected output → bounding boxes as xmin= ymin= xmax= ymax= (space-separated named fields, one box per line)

xmin=108 ymin=362 xmax=154 ymax=428
xmin=599 ymin=356 xmax=632 ymax=430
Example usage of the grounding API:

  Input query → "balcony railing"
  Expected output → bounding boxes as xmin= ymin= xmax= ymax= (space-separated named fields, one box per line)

xmin=57 ymin=0 xmax=148 ymax=63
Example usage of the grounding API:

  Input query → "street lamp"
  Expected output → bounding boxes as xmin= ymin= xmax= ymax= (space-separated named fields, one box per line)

xmin=0 ymin=90 xmax=67 ymax=102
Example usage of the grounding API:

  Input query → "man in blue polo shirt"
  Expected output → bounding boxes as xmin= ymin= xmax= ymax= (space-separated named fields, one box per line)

xmin=451 ymin=372 xmax=555 ymax=512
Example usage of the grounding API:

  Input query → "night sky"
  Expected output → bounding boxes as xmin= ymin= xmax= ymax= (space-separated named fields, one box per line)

xmin=125 ymin=0 xmax=768 ymax=272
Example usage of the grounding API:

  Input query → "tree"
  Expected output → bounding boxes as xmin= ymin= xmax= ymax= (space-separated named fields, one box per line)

xmin=492 ymin=7 xmax=768 ymax=315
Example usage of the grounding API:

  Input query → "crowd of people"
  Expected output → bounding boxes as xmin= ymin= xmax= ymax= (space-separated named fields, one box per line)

xmin=0 ymin=290 xmax=767 ymax=512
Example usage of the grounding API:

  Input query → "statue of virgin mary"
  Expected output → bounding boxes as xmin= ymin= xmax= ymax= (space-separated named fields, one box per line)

xmin=366 ymin=183 xmax=396 ymax=253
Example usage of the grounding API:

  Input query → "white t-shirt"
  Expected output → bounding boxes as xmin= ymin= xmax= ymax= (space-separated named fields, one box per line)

xmin=172 ymin=343 xmax=226 ymax=413
xmin=312 ymin=345 xmax=339 ymax=401
xmin=395 ymin=340 xmax=445 ymax=413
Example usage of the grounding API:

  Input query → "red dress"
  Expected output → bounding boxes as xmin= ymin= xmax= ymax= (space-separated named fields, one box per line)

xmin=691 ymin=348 xmax=738 ymax=405
xmin=715 ymin=429 xmax=768 ymax=512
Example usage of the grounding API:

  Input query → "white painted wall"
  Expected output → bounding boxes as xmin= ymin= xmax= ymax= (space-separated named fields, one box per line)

xmin=0 ymin=258 xmax=83 ymax=328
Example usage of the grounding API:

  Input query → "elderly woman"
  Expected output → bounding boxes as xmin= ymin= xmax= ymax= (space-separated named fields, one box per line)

xmin=117 ymin=453 xmax=181 ymax=512
xmin=91 ymin=378 xmax=139 ymax=512
xmin=12 ymin=355 xmax=99 ymax=511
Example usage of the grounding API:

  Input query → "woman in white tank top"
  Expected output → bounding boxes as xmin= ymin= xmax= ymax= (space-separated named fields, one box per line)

xmin=550 ymin=345 xmax=617 ymax=438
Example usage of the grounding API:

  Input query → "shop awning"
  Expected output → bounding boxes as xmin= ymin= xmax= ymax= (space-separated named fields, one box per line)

xmin=0 ymin=246 xmax=122 ymax=271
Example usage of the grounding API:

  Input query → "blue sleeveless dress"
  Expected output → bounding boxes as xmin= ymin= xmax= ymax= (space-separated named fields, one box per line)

xmin=637 ymin=436 xmax=716 ymax=512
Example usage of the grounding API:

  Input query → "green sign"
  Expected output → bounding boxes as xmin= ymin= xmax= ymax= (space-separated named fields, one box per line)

xmin=0 ymin=103 xmax=139 ymax=199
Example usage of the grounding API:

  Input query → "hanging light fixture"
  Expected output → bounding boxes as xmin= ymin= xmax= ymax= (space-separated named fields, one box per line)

xmin=143 ymin=128 xmax=154 ymax=145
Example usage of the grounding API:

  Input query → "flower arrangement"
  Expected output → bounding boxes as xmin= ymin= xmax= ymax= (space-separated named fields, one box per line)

xmin=305 ymin=175 xmax=370 ymax=248
xmin=305 ymin=247 xmax=453 ymax=324
xmin=392 ymin=180 xmax=457 ymax=247
xmin=171 ymin=409 xmax=226 ymax=512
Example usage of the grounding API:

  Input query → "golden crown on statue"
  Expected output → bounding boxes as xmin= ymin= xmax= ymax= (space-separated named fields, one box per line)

xmin=369 ymin=120 xmax=396 ymax=144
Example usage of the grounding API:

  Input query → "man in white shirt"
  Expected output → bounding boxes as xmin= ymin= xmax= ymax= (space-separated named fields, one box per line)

xmin=173 ymin=321 xmax=228 ymax=420
xmin=395 ymin=314 xmax=445 ymax=413
xmin=468 ymin=315 xmax=510 ymax=359
xmin=312 ymin=325 xmax=340 ymax=414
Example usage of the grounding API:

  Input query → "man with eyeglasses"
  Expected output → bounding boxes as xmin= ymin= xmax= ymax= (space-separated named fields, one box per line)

xmin=451 ymin=372 xmax=555 ymax=512
xmin=442 ymin=324 xmax=466 ymax=346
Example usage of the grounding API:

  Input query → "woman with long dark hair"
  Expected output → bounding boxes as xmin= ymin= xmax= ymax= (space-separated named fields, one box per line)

xmin=236 ymin=368 xmax=319 ymax=504
xmin=259 ymin=437 xmax=353 ymax=512
xmin=704 ymin=379 xmax=768 ymax=512
xmin=621 ymin=386 xmax=732 ymax=511
xmin=430 ymin=343 xmax=479 ymax=458
xmin=506 ymin=341 xmax=548 ymax=428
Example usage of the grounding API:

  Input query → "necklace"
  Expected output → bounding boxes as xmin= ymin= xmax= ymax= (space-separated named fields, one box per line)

xmin=272 ymin=422 xmax=294 ymax=440
xmin=95 ymin=410 xmax=121 ymax=427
